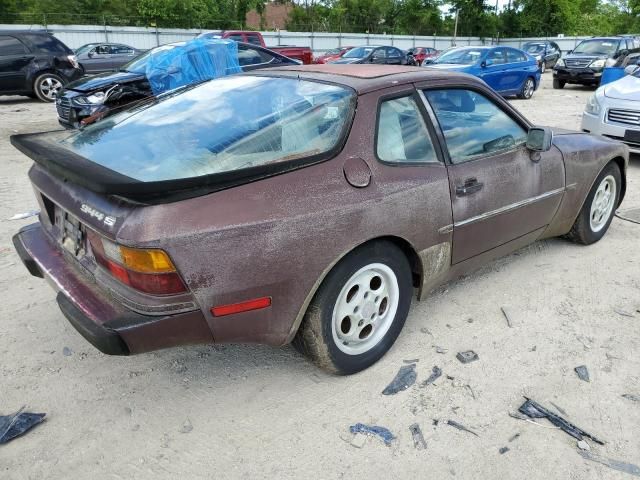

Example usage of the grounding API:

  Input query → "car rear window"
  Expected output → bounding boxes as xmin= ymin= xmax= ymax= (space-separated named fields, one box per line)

xmin=58 ymin=76 xmax=355 ymax=182
xmin=21 ymin=33 xmax=70 ymax=53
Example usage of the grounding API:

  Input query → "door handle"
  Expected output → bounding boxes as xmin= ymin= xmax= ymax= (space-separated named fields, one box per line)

xmin=456 ymin=177 xmax=483 ymax=196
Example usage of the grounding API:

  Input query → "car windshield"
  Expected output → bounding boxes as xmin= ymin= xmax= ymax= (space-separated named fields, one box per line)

xmin=434 ymin=48 xmax=484 ymax=65
xmin=121 ymin=43 xmax=180 ymax=73
xmin=75 ymin=44 xmax=98 ymax=55
xmin=325 ymin=48 xmax=342 ymax=55
xmin=524 ymin=43 xmax=545 ymax=53
xmin=57 ymin=76 xmax=355 ymax=182
xmin=573 ymin=39 xmax=619 ymax=55
xmin=343 ymin=47 xmax=374 ymax=58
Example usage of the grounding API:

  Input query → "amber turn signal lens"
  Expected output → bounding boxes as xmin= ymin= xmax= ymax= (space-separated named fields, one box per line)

xmin=119 ymin=246 xmax=176 ymax=273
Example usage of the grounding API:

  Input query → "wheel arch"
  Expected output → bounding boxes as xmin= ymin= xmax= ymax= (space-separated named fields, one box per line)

xmin=611 ymin=156 xmax=627 ymax=206
xmin=284 ymin=235 xmax=423 ymax=344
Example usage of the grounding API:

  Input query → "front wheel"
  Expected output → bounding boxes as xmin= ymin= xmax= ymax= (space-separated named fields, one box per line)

xmin=518 ymin=77 xmax=535 ymax=99
xmin=293 ymin=241 xmax=413 ymax=374
xmin=553 ymin=78 xmax=565 ymax=89
xmin=565 ymin=162 xmax=621 ymax=245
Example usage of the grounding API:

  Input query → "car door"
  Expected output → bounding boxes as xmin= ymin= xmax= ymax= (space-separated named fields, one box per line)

xmin=84 ymin=45 xmax=113 ymax=73
xmin=504 ymin=48 xmax=528 ymax=92
xmin=0 ymin=35 xmax=32 ymax=92
xmin=421 ymin=88 xmax=565 ymax=263
xmin=478 ymin=48 xmax=508 ymax=92
xmin=385 ymin=47 xmax=403 ymax=65
xmin=370 ymin=47 xmax=386 ymax=64
xmin=109 ymin=45 xmax=136 ymax=70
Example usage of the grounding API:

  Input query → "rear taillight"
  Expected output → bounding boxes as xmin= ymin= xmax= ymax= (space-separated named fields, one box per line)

xmin=67 ymin=54 xmax=80 ymax=69
xmin=87 ymin=230 xmax=187 ymax=295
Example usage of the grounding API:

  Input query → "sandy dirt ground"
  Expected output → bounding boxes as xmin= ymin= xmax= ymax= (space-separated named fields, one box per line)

xmin=1 ymin=74 xmax=639 ymax=480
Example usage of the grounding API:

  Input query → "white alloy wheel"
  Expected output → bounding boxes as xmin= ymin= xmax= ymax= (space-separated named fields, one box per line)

xmin=589 ymin=174 xmax=616 ymax=232
xmin=331 ymin=263 xmax=399 ymax=355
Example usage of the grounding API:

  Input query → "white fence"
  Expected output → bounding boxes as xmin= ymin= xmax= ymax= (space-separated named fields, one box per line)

xmin=0 ymin=23 xmax=592 ymax=54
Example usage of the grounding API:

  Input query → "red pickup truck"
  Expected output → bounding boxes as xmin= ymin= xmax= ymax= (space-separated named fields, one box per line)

xmin=198 ymin=30 xmax=313 ymax=65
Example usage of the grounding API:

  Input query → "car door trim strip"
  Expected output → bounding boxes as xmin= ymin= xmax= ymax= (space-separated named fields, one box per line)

xmin=454 ymin=186 xmax=566 ymax=228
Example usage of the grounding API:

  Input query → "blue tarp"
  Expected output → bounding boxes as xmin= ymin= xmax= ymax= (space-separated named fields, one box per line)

xmin=145 ymin=38 xmax=242 ymax=95
xmin=601 ymin=67 xmax=625 ymax=87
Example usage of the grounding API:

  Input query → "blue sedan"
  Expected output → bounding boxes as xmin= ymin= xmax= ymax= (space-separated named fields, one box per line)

xmin=425 ymin=46 xmax=541 ymax=99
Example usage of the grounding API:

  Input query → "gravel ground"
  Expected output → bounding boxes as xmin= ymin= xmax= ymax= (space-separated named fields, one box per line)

xmin=1 ymin=74 xmax=639 ymax=480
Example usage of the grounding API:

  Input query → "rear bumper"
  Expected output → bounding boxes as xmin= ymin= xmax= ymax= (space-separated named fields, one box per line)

xmin=13 ymin=223 xmax=213 ymax=355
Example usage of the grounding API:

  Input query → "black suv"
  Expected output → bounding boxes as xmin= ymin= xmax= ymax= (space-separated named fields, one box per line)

xmin=522 ymin=40 xmax=561 ymax=73
xmin=0 ymin=31 xmax=83 ymax=101
xmin=553 ymin=36 xmax=639 ymax=89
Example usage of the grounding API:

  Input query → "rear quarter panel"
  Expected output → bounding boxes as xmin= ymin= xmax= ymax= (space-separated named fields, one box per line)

xmin=117 ymin=87 xmax=453 ymax=345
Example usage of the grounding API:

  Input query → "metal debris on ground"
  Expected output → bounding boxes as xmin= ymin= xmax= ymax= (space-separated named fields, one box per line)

xmin=409 ymin=423 xmax=427 ymax=450
xmin=622 ymin=394 xmax=640 ymax=402
xmin=518 ymin=397 xmax=604 ymax=445
xmin=578 ymin=450 xmax=640 ymax=477
xmin=434 ymin=346 xmax=447 ymax=354
xmin=574 ymin=365 xmax=590 ymax=382
xmin=445 ymin=419 xmax=479 ymax=437
xmin=382 ymin=363 xmax=417 ymax=395
xmin=501 ymin=306 xmax=514 ymax=328
xmin=456 ymin=351 xmax=479 ymax=364
xmin=349 ymin=423 xmax=395 ymax=446
xmin=499 ymin=447 xmax=510 ymax=454
xmin=403 ymin=359 xmax=419 ymax=364
xmin=421 ymin=366 xmax=442 ymax=387
xmin=550 ymin=401 xmax=568 ymax=416
xmin=614 ymin=308 xmax=635 ymax=318
xmin=508 ymin=433 xmax=520 ymax=442
xmin=0 ymin=407 xmax=46 ymax=445
xmin=8 ymin=210 xmax=39 ymax=221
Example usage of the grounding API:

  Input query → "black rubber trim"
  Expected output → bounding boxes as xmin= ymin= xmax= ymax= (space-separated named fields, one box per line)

xmin=56 ymin=292 xmax=130 ymax=356
xmin=12 ymin=228 xmax=43 ymax=278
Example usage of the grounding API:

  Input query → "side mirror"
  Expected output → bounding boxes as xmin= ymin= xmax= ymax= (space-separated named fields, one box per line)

xmin=624 ymin=65 xmax=639 ymax=75
xmin=482 ymin=59 xmax=493 ymax=68
xmin=527 ymin=127 xmax=553 ymax=152
xmin=88 ymin=51 xmax=94 ymax=58
xmin=567 ymin=50 xmax=573 ymax=54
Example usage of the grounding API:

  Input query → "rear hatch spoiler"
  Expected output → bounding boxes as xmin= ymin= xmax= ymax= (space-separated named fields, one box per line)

xmin=10 ymin=131 xmax=280 ymax=203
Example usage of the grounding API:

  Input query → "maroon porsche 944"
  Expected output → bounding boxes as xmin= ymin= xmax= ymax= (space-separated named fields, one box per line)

xmin=12 ymin=65 xmax=628 ymax=374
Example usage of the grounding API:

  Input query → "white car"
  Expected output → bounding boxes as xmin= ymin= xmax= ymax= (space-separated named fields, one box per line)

xmin=581 ymin=68 xmax=640 ymax=154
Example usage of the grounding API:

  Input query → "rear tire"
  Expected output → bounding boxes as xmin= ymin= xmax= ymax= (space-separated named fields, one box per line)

xmin=33 ymin=73 xmax=64 ymax=102
xmin=293 ymin=241 xmax=413 ymax=375
xmin=518 ymin=77 xmax=535 ymax=99
xmin=553 ymin=78 xmax=565 ymax=89
xmin=565 ymin=162 xmax=621 ymax=245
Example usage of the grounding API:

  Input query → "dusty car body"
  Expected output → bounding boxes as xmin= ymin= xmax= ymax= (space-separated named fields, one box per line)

xmin=12 ymin=65 xmax=628 ymax=374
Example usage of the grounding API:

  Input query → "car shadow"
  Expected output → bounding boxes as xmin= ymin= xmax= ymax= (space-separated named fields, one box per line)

xmin=0 ymin=96 xmax=38 ymax=105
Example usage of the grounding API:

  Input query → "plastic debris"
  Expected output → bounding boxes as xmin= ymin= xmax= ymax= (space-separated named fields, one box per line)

xmin=622 ymin=394 xmax=640 ymax=402
xmin=403 ymin=359 xmax=419 ymax=364
xmin=578 ymin=450 xmax=640 ymax=477
xmin=499 ymin=446 xmax=510 ymax=454
xmin=518 ymin=397 xmax=604 ymax=445
xmin=9 ymin=210 xmax=39 ymax=221
xmin=409 ymin=423 xmax=427 ymax=450
xmin=382 ymin=364 xmax=416 ymax=395
xmin=577 ymin=440 xmax=590 ymax=451
xmin=456 ymin=351 xmax=479 ymax=364
xmin=421 ymin=366 xmax=442 ymax=387
xmin=501 ymin=306 xmax=514 ymax=327
xmin=349 ymin=423 xmax=395 ymax=446
xmin=0 ymin=408 xmax=46 ymax=445
xmin=614 ymin=308 xmax=635 ymax=318
xmin=509 ymin=433 xmax=520 ymax=442
xmin=435 ymin=346 xmax=447 ymax=354
xmin=445 ymin=419 xmax=479 ymax=437
xmin=62 ymin=347 xmax=72 ymax=357
xmin=574 ymin=365 xmax=590 ymax=382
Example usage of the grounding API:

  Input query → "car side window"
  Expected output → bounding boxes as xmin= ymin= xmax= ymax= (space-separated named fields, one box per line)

xmin=227 ymin=34 xmax=244 ymax=42
xmin=506 ymin=49 xmax=525 ymax=63
xmin=374 ymin=48 xmax=386 ymax=59
xmin=113 ymin=45 xmax=134 ymax=54
xmin=246 ymin=34 xmax=262 ymax=46
xmin=424 ymin=89 xmax=527 ymax=164
xmin=0 ymin=35 xmax=28 ymax=56
xmin=487 ymin=49 xmax=506 ymax=64
xmin=387 ymin=47 xmax=402 ymax=58
xmin=237 ymin=45 xmax=273 ymax=66
xmin=376 ymin=96 xmax=438 ymax=164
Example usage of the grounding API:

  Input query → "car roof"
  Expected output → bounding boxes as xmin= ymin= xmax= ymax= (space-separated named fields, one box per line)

xmin=0 ymin=30 xmax=50 ymax=35
xmin=249 ymin=64 xmax=481 ymax=94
